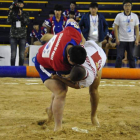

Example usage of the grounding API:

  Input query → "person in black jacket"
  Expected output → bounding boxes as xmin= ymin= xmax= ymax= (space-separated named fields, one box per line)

xmin=7 ymin=0 xmax=30 ymax=66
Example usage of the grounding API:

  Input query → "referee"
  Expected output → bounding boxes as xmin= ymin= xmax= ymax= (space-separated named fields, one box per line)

xmin=114 ymin=0 xmax=139 ymax=68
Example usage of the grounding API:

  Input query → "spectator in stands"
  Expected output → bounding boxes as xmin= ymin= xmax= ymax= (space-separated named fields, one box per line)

xmin=63 ymin=1 xmax=80 ymax=22
xmin=43 ymin=4 xmax=67 ymax=35
xmin=68 ymin=11 xmax=75 ymax=20
xmin=114 ymin=0 xmax=139 ymax=68
xmin=123 ymin=13 xmax=140 ymax=62
xmin=102 ymin=36 xmax=109 ymax=48
xmin=7 ymin=0 xmax=30 ymax=66
xmin=30 ymin=21 xmax=47 ymax=45
xmin=49 ymin=10 xmax=54 ymax=18
xmin=79 ymin=2 xmax=108 ymax=48
xmin=103 ymin=24 xmax=116 ymax=59
xmin=102 ymin=31 xmax=110 ymax=48
xmin=105 ymin=30 xmax=117 ymax=60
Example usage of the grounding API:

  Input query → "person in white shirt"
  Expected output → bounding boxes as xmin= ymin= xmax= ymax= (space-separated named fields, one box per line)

xmin=51 ymin=40 xmax=107 ymax=127
xmin=114 ymin=0 xmax=139 ymax=68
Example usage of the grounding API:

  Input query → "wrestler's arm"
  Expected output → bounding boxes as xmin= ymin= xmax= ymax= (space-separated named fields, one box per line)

xmin=51 ymin=74 xmax=80 ymax=89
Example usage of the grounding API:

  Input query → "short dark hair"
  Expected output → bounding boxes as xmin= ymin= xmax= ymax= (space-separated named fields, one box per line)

xmin=68 ymin=45 xmax=87 ymax=65
xmin=54 ymin=4 xmax=63 ymax=11
xmin=69 ymin=11 xmax=75 ymax=15
xmin=89 ymin=2 xmax=98 ymax=8
xmin=70 ymin=65 xmax=86 ymax=81
xmin=71 ymin=1 xmax=76 ymax=5
xmin=123 ymin=0 xmax=132 ymax=5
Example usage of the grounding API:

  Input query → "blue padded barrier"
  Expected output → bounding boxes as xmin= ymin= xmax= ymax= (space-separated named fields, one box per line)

xmin=0 ymin=66 xmax=26 ymax=77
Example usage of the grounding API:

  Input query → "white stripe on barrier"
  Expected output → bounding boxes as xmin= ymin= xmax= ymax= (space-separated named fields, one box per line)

xmin=4 ymin=83 xmax=19 ymax=85
xmin=26 ymin=79 xmax=41 ymax=82
xmin=100 ymin=84 xmax=135 ymax=87
xmin=25 ymin=83 xmax=39 ymax=85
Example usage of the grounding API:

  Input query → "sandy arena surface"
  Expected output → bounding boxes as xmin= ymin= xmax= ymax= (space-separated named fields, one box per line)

xmin=0 ymin=78 xmax=140 ymax=140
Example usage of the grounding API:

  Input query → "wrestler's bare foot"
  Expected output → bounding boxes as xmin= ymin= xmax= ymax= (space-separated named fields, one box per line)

xmin=91 ymin=117 xmax=100 ymax=127
xmin=46 ymin=107 xmax=53 ymax=122
xmin=54 ymin=125 xmax=62 ymax=131
xmin=37 ymin=108 xmax=53 ymax=126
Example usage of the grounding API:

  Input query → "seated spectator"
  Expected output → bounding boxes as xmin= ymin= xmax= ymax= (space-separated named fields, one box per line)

xmin=102 ymin=32 xmax=109 ymax=48
xmin=68 ymin=11 xmax=75 ymax=20
xmin=43 ymin=4 xmax=67 ymax=35
xmin=105 ymin=30 xmax=117 ymax=59
xmin=30 ymin=21 xmax=47 ymax=45
xmin=63 ymin=1 xmax=80 ymax=22
xmin=42 ymin=11 xmax=54 ymax=27
xmin=49 ymin=10 xmax=54 ymax=18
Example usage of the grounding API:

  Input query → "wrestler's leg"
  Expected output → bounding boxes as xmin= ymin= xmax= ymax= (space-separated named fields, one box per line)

xmin=44 ymin=79 xmax=68 ymax=131
xmin=89 ymin=70 xmax=102 ymax=127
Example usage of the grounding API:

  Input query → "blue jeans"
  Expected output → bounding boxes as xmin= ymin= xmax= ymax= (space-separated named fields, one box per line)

xmin=115 ymin=41 xmax=135 ymax=68
xmin=10 ymin=38 xmax=26 ymax=66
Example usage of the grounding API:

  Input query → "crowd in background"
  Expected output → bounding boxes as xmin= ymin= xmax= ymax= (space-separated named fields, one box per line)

xmin=7 ymin=0 xmax=140 ymax=68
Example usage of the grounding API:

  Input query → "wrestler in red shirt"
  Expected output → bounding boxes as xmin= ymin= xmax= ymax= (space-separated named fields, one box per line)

xmin=34 ymin=19 xmax=86 ymax=132
xmin=35 ymin=19 xmax=86 ymax=82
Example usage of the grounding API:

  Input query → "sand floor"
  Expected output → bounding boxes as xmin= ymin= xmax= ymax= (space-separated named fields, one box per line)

xmin=0 ymin=78 xmax=140 ymax=140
